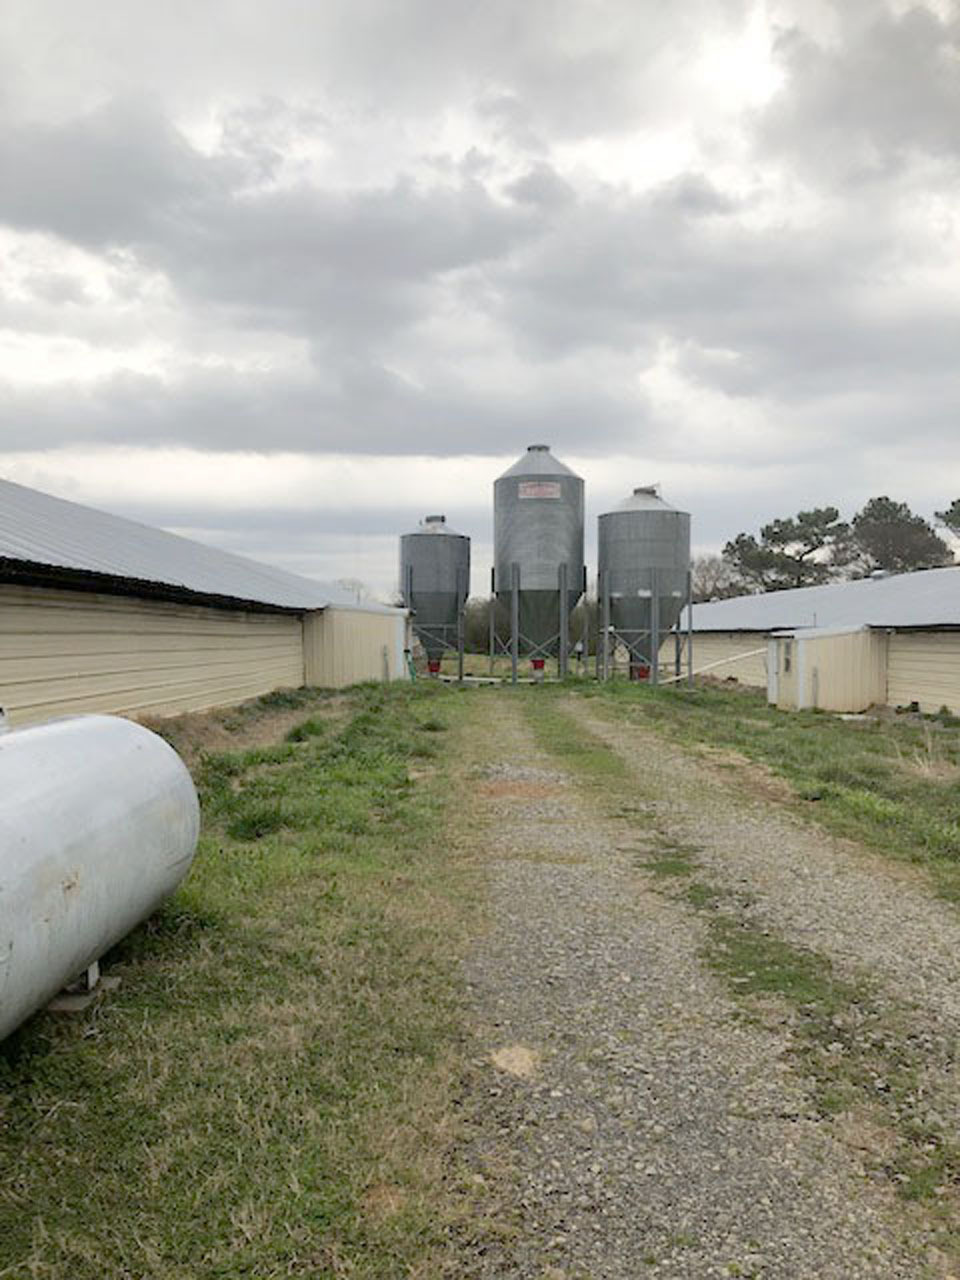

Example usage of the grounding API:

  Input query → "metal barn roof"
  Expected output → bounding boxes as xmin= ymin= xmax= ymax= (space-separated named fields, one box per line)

xmin=0 ymin=477 xmax=397 ymax=614
xmin=686 ymin=567 xmax=960 ymax=633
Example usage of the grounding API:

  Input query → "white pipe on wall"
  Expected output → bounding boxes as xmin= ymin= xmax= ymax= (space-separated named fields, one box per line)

xmin=0 ymin=715 xmax=199 ymax=1041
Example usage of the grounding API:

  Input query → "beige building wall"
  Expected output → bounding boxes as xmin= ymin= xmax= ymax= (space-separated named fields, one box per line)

xmin=887 ymin=631 xmax=960 ymax=714
xmin=679 ymin=632 xmax=768 ymax=686
xmin=775 ymin=629 xmax=888 ymax=713
xmin=0 ymin=583 xmax=304 ymax=727
xmin=303 ymin=607 xmax=407 ymax=688
xmin=806 ymin=630 xmax=887 ymax=712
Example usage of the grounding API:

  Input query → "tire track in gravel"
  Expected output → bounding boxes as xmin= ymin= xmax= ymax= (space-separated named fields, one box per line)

xmin=568 ymin=697 xmax=960 ymax=1025
xmin=461 ymin=691 xmax=922 ymax=1280
xmin=567 ymin=697 xmax=960 ymax=1137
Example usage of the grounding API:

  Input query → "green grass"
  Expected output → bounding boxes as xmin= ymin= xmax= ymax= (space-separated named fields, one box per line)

xmin=284 ymin=716 xmax=329 ymax=743
xmin=0 ymin=683 xmax=483 ymax=1279
xmin=519 ymin=688 xmax=631 ymax=785
xmin=706 ymin=914 xmax=856 ymax=1015
xmin=582 ymin=682 xmax=960 ymax=894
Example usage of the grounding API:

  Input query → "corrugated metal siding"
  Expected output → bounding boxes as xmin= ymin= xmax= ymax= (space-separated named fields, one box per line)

xmin=681 ymin=632 xmax=768 ymax=685
xmin=304 ymin=608 xmax=407 ymax=688
xmin=0 ymin=584 xmax=304 ymax=725
xmin=687 ymin=566 xmax=960 ymax=632
xmin=887 ymin=632 xmax=960 ymax=713
xmin=792 ymin=630 xmax=887 ymax=712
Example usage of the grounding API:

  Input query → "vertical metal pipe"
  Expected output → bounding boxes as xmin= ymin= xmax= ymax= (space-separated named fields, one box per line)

xmin=601 ymin=572 xmax=611 ymax=682
xmin=510 ymin=562 xmax=520 ymax=685
xmin=581 ymin=565 xmax=588 ymax=677
xmin=674 ymin=628 xmax=682 ymax=679
xmin=686 ymin=568 xmax=694 ymax=688
xmin=581 ymin=592 xmax=589 ymax=676
xmin=595 ymin=571 xmax=603 ymax=679
xmin=404 ymin=563 xmax=416 ymax=669
xmin=456 ymin=567 xmax=465 ymax=684
xmin=651 ymin=568 xmax=660 ymax=687
xmin=489 ymin=567 xmax=496 ymax=676
xmin=558 ymin=561 xmax=569 ymax=679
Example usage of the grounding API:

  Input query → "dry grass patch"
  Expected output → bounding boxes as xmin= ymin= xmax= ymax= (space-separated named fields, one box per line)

xmin=140 ymin=686 xmax=349 ymax=768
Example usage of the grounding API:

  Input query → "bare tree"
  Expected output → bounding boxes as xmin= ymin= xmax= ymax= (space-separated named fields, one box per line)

xmin=690 ymin=554 xmax=745 ymax=602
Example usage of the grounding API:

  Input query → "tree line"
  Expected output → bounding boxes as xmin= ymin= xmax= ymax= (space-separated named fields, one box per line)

xmin=415 ymin=495 xmax=960 ymax=653
xmin=693 ymin=495 xmax=960 ymax=601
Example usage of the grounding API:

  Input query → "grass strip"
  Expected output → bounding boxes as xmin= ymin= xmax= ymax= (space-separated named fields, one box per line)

xmin=0 ymin=682 xmax=479 ymax=1280
xmin=519 ymin=686 xmax=631 ymax=786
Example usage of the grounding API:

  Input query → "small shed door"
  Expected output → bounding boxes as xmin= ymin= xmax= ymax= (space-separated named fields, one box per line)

xmin=777 ymin=637 xmax=799 ymax=710
xmin=766 ymin=638 xmax=779 ymax=705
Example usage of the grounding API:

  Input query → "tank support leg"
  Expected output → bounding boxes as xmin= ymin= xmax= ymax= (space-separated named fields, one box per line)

xmin=456 ymin=567 xmax=466 ymax=684
xmin=686 ymin=568 xmax=694 ymax=689
xmin=489 ymin=568 xmax=496 ymax=676
xmin=558 ymin=561 xmax=569 ymax=679
xmin=510 ymin=562 xmax=520 ymax=686
xmin=601 ymin=573 xmax=611 ymax=682
xmin=595 ymin=570 xmax=603 ymax=679
xmin=651 ymin=568 xmax=660 ymax=687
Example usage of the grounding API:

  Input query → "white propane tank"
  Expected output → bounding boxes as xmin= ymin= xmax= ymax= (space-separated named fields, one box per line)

xmin=0 ymin=715 xmax=200 ymax=1041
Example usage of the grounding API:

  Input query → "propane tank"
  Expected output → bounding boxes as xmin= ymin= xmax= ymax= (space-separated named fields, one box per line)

xmin=0 ymin=715 xmax=200 ymax=1041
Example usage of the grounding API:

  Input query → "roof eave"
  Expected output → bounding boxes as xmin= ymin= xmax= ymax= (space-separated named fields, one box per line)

xmin=0 ymin=558 xmax=309 ymax=615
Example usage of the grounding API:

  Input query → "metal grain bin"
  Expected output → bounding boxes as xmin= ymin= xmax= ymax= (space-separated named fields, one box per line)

xmin=400 ymin=515 xmax=470 ymax=660
xmin=494 ymin=444 xmax=584 ymax=656
xmin=598 ymin=486 xmax=691 ymax=666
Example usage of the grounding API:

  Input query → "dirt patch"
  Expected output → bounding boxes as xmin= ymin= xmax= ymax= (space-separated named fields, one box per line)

xmin=140 ymin=692 xmax=348 ymax=767
xmin=833 ymin=1107 xmax=899 ymax=1164
xmin=491 ymin=1045 xmax=540 ymax=1079
xmin=362 ymin=1183 xmax=409 ymax=1221
xmin=476 ymin=782 xmax=564 ymax=799
xmin=693 ymin=744 xmax=798 ymax=805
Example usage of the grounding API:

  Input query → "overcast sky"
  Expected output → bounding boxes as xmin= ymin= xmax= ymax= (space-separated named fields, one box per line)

xmin=1 ymin=0 xmax=958 ymax=596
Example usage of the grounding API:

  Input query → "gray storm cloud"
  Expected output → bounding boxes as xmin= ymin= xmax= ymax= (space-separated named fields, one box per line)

xmin=0 ymin=0 xmax=957 ymax=589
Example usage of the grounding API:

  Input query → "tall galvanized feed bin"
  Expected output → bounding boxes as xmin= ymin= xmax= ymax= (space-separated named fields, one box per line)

xmin=494 ymin=444 xmax=584 ymax=674
xmin=400 ymin=515 xmax=470 ymax=673
xmin=598 ymin=486 xmax=691 ymax=679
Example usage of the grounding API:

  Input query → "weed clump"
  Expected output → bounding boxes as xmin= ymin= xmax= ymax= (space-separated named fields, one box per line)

xmin=227 ymin=803 xmax=288 ymax=841
xmin=285 ymin=717 xmax=327 ymax=743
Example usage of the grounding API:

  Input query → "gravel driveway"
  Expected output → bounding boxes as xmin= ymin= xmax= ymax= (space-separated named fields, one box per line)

xmin=574 ymin=699 xmax=960 ymax=1027
xmin=460 ymin=692 xmax=926 ymax=1279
